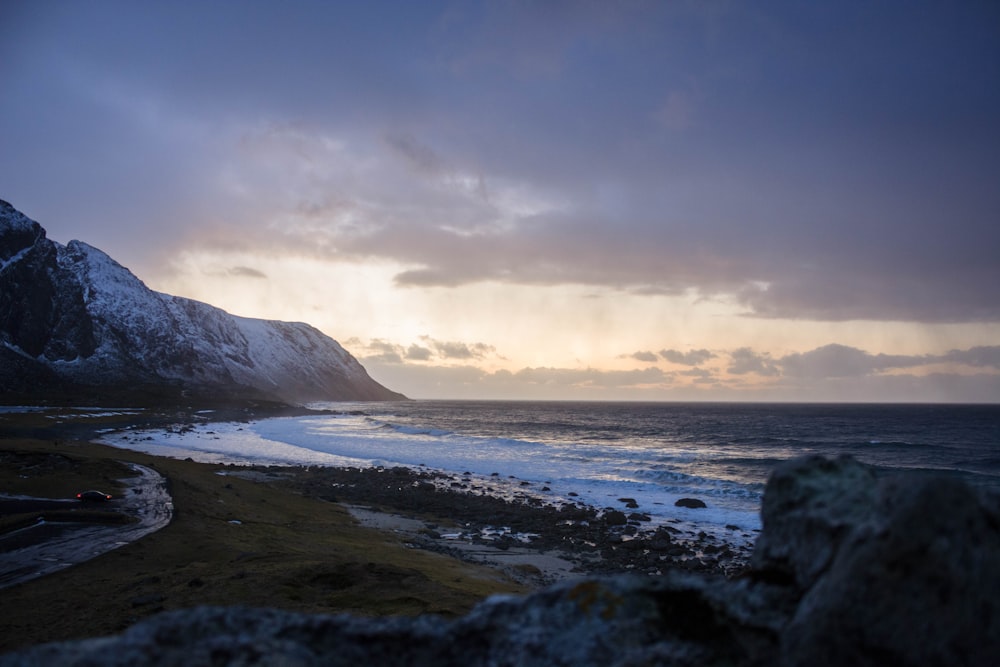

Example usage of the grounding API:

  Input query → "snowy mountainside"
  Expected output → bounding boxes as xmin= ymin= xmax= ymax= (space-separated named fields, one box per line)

xmin=0 ymin=199 xmax=404 ymax=403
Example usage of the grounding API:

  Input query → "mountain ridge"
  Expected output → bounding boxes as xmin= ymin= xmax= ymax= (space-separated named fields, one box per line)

xmin=0 ymin=200 xmax=405 ymax=405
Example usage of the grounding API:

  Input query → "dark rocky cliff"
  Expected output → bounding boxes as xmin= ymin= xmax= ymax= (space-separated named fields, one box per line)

xmin=0 ymin=200 xmax=405 ymax=404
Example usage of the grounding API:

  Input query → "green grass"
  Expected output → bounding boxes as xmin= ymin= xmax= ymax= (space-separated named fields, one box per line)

xmin=0 ymin=433 xmax=526 ymax=651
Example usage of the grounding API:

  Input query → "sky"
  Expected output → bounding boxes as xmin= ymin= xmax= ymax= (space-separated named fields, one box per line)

xmin=2 ymin=0 xmax=999 ymax=402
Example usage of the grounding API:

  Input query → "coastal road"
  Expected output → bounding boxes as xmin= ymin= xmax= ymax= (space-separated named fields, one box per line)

xmin=0 ymin=463 xmax=173 ymax=589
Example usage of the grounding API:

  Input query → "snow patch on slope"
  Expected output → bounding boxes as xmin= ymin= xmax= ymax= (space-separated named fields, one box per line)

xmin=1 ymin=200 xmax=403 ymax=402
xmin=0 ymin=200 xmax=40 ymax=236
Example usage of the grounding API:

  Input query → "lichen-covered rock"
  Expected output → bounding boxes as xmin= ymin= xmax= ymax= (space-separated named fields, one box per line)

xmin=602 ymin=509 xmax=628 ymax=526
xmin=0 ymin=576 xmax=768 ymax=666
xmin=751 ymin=454 xmax=879 ymax=589
xmin=780 ymin=474 xmax=1000 ymax=667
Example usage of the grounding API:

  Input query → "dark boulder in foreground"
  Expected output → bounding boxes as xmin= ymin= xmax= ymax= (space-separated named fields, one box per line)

xmin=767 ymin=457 xmax=1000 ymax=666
xmin=3 ymin=455 xmax=997 ymax=666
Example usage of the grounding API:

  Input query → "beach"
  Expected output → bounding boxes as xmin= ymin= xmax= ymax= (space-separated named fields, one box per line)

xmin=0 ymin=405 xmax=750 ymax=651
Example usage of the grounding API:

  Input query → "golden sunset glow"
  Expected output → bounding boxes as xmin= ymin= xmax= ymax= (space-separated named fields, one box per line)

xmin=4 ymin=2 xmax=998 ymax=401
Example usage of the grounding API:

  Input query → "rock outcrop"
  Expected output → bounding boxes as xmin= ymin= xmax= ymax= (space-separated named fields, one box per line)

xmin=769 ymin=457 xmax=1000 ymax=667
xmin=2 ymin=455 xmax=997 ymax=666
xmin=0 ymin=200 xmax=404 ymax=404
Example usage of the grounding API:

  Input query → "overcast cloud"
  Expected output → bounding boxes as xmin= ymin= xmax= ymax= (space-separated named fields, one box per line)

xmin=3 ymin=1 xmax=998 ymax=323
xmin=2 ymin=1 xmax=998 ymax=401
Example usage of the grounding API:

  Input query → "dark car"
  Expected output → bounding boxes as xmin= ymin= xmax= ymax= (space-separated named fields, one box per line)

xmin=77 ymin=490 xmax=113 ymax=502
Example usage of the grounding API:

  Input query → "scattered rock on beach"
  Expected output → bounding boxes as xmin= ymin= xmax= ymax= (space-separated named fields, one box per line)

xmin=268 ymin=464 xmax=744 ymax=578
xmin=674 ymin=497 xmax=707 ymax=509
xmin=601 ymin=510 xmax=628 ymax=526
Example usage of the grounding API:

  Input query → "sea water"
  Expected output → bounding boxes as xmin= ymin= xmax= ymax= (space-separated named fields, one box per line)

xmin=97 ymin=401 xmax=1000 ymax=543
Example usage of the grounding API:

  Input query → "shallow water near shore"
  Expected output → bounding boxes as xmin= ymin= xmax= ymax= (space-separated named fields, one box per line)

xmin=92 ymin=401 xmax=1000 ymax=546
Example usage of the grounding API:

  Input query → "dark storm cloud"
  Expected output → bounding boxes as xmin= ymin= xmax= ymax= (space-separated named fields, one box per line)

xmin=228 ymin=266 xmax=267 ymax=279
xmin=359 ymin=339 xmax=404 ymax=365
xmin=777 ymin=344 xmax=925 ymax=379
xmin=733 ymin=344 xmax=1000 ymax=380
xmin=727 ymin=348 xmax=780 ymax=377
xmin=405 ymin=344 xmax=434 ymax=361
xmin=2 ymin=1 xmax=998 ymax=322
xmin=781 ymin=344 xmax=1000 ymax=378
xmin=680 ymin=368 xmax=715 ymax=380
xmin=660 ymin=349 xmax=716 ymax=366
xmin=384 ymin=133 xmax=448 ymax=176
xmin=430 ymin=339 xmax=496 ymax=361
xmin=940 ymin=346 xmax=1000 ymax=369
xmin=353 ymin=336 xmax=497 ymax=364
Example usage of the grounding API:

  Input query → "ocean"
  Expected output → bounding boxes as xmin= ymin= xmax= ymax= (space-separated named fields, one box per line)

xmin=98 ymin=401 xmax=1000 ymax=545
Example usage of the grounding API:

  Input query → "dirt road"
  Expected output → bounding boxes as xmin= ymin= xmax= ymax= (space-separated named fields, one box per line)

xmin=0 ymin=463 xmax=173 ymax=589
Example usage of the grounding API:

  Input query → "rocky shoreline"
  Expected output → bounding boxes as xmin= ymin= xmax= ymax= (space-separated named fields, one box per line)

xmin=268 ymin=464 xmax=754 ymax=581
xmin=3 ymin=403 xmax=755 ymax=587
xmin=6 ymin=403 xmax=756 ymax=581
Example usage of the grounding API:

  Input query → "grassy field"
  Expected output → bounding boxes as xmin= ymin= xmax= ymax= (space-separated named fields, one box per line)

xmin=0 ymin=425 xmax=526 ymax=652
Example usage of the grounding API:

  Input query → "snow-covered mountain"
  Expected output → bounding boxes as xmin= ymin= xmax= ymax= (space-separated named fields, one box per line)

xmin=0 ymin=200 xmax=405 ymax=404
